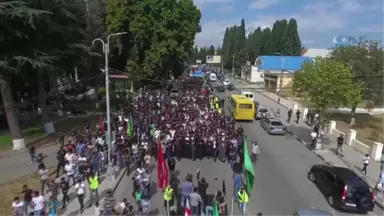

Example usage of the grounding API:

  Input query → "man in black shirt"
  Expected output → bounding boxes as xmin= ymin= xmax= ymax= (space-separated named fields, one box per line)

xmin=22 ymin=184 xmax=32 ymax=215
xmin=60 ymin=177 xmax=70 ymax=208
xmin=56 ymin=147 xmax=66 ymax=177
xmin=287 ymin=109 xmax=293 ymax=123
xmin=168 ymin=157 xmax=176 ymax=177
xmin=336 ymin=134 xmax=344 ymax=156
xmin=28 ymin=145 xmax=35 ymax=163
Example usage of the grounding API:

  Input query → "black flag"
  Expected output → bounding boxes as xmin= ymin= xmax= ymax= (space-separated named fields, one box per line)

xmin=222 ymin=179 xmax=227 ymax=196
xmin=197 ymin=169 xmax=200 ymax=181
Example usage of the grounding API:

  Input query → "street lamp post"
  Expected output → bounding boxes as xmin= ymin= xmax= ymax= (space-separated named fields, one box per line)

xmin=275 ymin=52 xmax=285 ymax=118
xmin=92 ymin=32 xmax=127 ymax=176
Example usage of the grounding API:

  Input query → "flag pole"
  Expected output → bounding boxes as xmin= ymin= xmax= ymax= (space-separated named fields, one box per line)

xmin=166 ymin=200 xmax=170 ymax=216
xmin=231 ymin=198 xmax=234 ymax=216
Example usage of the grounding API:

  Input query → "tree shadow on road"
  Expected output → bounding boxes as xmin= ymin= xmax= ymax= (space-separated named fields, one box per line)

xmin=287 ymin=123 xmax=331 ymax=145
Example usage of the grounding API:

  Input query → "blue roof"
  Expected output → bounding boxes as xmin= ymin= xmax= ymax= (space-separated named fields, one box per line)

xmin=190 ymin=71 xmax=204 ymax=77
xmin=257 ymin=56 xmax=313 ymax=71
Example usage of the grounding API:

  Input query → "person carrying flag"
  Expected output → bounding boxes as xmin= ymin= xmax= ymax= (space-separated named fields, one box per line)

xmin=238 ymin=186 xmax=249 ymax=215
xmin=163 ymin=184 xmax=174 ymax=215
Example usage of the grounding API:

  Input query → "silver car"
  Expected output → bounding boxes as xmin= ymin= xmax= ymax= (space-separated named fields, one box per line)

xmin=260 ymin=117 xmax=286 ymax=135
xmin=293 ymin=209 xmax=333 ymax=216
xmin=255 ymin=107 xmax=269 ymax=119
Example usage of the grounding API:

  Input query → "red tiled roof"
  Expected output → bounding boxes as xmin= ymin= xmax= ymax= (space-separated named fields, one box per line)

xmin=301 ymin=49 xmax=308 ymax=56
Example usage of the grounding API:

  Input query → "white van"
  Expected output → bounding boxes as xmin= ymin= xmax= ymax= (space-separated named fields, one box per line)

xmin=209 ymin=73 xmax=217 ymax=82
xmin=240 ymin=91 xmax=254 ymax=101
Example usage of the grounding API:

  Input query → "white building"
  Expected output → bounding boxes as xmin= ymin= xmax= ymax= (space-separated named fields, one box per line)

xmin=301 ymin=48 xmax=331 ymax=58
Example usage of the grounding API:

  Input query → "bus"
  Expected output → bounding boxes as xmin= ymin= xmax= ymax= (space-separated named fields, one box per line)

xmin=209 ymin=73 xmax=217 ymax=82
xmin=228 ymin=94 xmax=255 ymax=121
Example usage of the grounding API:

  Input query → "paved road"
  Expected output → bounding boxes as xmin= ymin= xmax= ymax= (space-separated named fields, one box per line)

xmin=210 ymin=79 xmax=382 ymax=216
xmin=110 ymin=79 xmax=382 ymax=216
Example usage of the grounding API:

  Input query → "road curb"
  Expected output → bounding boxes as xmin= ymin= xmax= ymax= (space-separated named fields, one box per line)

xmin=287 ymin=129 xmax=384 ymax=210
xmin=112 ymin=168 xmax=128 ymax=193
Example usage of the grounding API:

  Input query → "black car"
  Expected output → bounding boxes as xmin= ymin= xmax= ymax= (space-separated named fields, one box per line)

xmin=216 ymin=86 xmax=225 ymax=92
xmin=308 ymin=165 xmax=375 ymax=213
xmin=227 ymin=84 xmax=234 ymax=91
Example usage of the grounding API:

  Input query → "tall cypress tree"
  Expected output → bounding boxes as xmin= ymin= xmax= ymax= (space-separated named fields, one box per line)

xmin=208 ymin=45 xmax=215 ymax=55
xmin=260 ymin=28 xmax=272 ymax=55
xmin=286 ymin=18 xmax=302 ymax=56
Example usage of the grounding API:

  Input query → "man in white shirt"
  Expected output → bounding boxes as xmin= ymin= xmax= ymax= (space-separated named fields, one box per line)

xmin=75 ymin=179 xmax=86 ymax=212
xmin=31 ymin=191 xmax=44 ymax=216
xmin=310 ymin=131 xmax=317 ymax=149
xmin=12 ymin=197 xmax=23 ymax=216
xmin=65 ymin=151 xmax=74 ymax=164
xmin=64 ymin=161 xmax=76 ymax=186
xmin=362 ymin=154 xmax=371 ymax=175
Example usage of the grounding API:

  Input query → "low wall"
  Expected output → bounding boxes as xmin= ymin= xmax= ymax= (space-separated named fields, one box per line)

xmin=327 ymin=120 xmax=383 ymax=161
xmin=350 ymin=139 xmax=371 ymax=155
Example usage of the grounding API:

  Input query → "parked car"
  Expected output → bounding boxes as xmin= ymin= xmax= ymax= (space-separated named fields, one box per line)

xmin=293 ymin=208 xmax=332 ymax=216
xmin=307 ymin=165 xmax=375 ymax=213
xmin=216 ymin=86 xmax=225 ymax=92
xmin=260 ymin=117 xmax=286 ymax=135
xmin=223 ymin=79 xmax=230 ymax=86
xmin=227 ymin=84 xmax=234 ymax=91
xmin=255 ymin=106 xmax=269 ymax=119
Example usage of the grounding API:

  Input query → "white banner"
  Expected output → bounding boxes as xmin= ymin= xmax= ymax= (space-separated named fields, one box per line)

xmin=206 ymin=55 xmax=221 ymax=64
xmin=196 ymin=59 xmax=202 ymax=64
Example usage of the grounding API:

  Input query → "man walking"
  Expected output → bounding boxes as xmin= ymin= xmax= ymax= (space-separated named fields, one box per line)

xmin=89 ymin=172 xmax=99 ymax=207
xmin=189 ymin=186 xmax=202 ymax=216
xmin=238 ymin=186 xmax=249 ymax=215
xmin=336 ymin=134 xmax=344 ymax=156
xmin=287 ymin=109 xmax=292 ymax=123
xmin=296 ymin=110 xmax=301 ymax=123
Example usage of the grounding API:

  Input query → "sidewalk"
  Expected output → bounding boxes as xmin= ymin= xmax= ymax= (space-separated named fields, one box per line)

xmin=0 ymin=141 xmax=60 ymax=183
xmin=45 ymin=167 xmax=126 ymax=216
xmin=232 ymin=79 xmax=384 ymax=209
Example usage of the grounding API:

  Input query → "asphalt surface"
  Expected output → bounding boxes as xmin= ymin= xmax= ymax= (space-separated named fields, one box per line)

xmin=112 ymin=79 xmax=382 ymax=216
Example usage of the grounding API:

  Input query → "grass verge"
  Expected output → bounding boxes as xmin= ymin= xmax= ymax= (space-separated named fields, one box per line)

xmin=0 ymin=115 xmax=99 ymax=152
xmin=330 ymin=113 xmax=384 ymax=146
xmin=0 ymin=167 xmax=56 ymax=215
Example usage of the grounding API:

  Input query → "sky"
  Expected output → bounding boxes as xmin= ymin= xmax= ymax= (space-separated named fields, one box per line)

xmin=193 ymin=0 xmax=384 ymax=49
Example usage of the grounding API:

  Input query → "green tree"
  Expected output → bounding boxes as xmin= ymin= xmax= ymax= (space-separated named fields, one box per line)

xmin=207 ymin=45 xmax=215 ymax=55
xmin=107 ymin=0 xmax=201 ymax=80
xmin=330 ymin=37 xmax=384 ymax=124
xmin=0 ymin=1 xmax=49 ymax=150
xmin=286 ymin=18 xmax=302 ymax=56
xmin=271 ymin=20 xmax=289 ymax=55
xmin=260 ymin=28 xmax=272 ymax=55
xmin=293 ymin=57 xmax=363 ymax=124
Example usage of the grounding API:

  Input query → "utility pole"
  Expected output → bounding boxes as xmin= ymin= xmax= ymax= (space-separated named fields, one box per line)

xmin=92 ymin=32 xmax=127 ymax=179
xmin=232 ymin=55 xmax=235 ymax=77
xmin=275 ymin=52 xmax=285 ymax=118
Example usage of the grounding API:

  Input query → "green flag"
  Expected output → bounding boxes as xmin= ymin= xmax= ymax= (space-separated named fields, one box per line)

xmin=243 ymin=135 xmax=255 ymax=194
xmin=212 ymin=201 xmax=219 ymax=216
xmin=127 ymin=117 xmax=133 ymax=137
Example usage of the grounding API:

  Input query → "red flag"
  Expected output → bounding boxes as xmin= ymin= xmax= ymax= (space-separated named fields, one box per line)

xmin=185 ymin=198 xmax=192 ymax=216
xmin=157 ymin=138 xmax=169 ymax=189
xmin=99 ymin=116 xmax=104 ymax=132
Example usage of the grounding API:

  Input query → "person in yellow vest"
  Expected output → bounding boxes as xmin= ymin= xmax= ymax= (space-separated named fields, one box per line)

xmin=88 ymin=172 xmax=99 ymax=207
xmin=218 ymin=108 xmax=222 ymax=114
xmin=238 ymin=186 xmax=249 ymax=215
xmin=163 ymin=184 xmax=174 ymax=215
